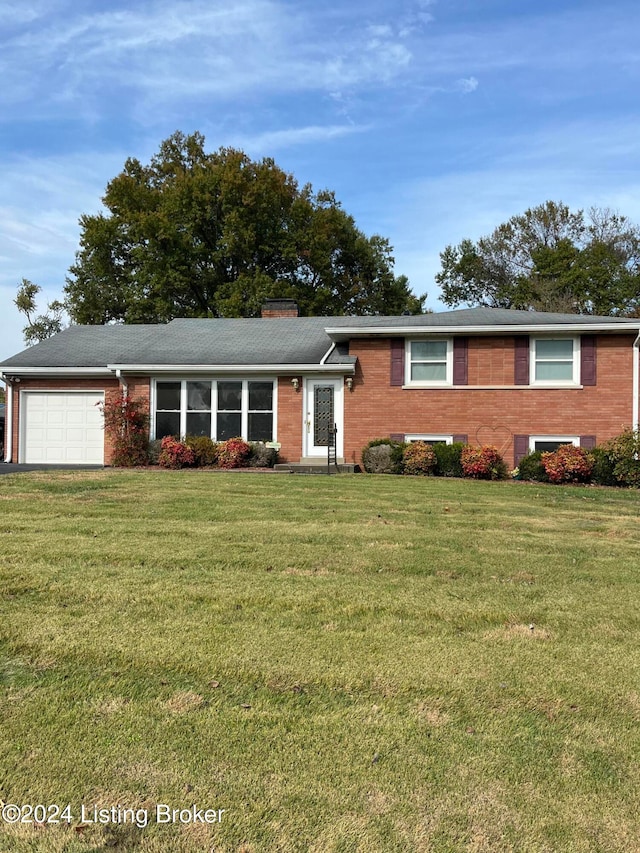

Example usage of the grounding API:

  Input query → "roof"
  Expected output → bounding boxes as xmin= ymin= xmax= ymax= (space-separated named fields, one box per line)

xmin=0 ymin=308 xmax=638 ymax=372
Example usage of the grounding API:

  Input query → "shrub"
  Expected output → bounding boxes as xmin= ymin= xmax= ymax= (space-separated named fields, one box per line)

xmin=158 ymin=436 xmax=195 ymax=469
xmin=433 ymin=442 xmax=464 ymax=478
xmin=361 ymin=438 xmax=406 ymax=474
xmin=99 ymin=394 xmax=149 ymax=467
xmin=541 ymin=445 xmax=594 ymax=484
xmin=598 ymin=429 xmax=640 ymax=487
xmin=517 ymin=451 xmax=549 ymax=482
xmin=460 ymin=445 xmax=508 ymax=480
xmin=590 ymin=446 xmax=618 ymax=487
xmin=217 ymin=437 xmax=251 ymax=469
xmin=185 ymin=435 xmax=218 ymax=467
xmin=248 ymin=442 xmax=278 ymax=468
xmin=402 ymin=441 xmax=436 ymax=476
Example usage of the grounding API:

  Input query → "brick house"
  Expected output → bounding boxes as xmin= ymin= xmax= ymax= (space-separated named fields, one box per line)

xmin=1 ymin=300 xmax=639 ymax=468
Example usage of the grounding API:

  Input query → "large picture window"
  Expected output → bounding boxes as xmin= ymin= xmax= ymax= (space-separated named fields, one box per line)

xmin=154 ymin=379 xmax=274 ymax=442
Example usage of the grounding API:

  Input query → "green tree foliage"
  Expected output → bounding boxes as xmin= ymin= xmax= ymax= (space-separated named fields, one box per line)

xmin=65 ymin=132 xmax=424 ymax=322
xmin=436 ymin=201 xmax=640 ymax=315
xmin=14 ymin=279 xmax=65 ymax=345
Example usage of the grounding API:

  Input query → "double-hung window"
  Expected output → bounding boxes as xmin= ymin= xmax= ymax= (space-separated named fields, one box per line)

xmin=406 ymin=339 xmax=452 ymax=385
xmin=531 ymin=338 xmax=579 ymax=385
xmin=154 ymin=379 xmax=274 ymax=442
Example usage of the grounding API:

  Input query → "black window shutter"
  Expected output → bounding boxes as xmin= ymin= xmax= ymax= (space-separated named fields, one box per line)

xmin=452 ymin=434 xmax=468 ymax=444
xmin=581 ymin=336 xmax=597 ymax=386
xmin=514 ymin=435 xmax=530 ymax=465
xmin=580 ymin=435 xmax=597 ymax=449
xmin=514 ymin=336 xmax=530 ymax=385
xmin=390 ymin=339 xmax=405 ymax=386
xmin=453 ymin=337 xmax=468 ymax=385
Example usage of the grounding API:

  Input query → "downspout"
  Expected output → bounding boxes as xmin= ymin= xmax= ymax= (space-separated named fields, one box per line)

xmin=115 ymin=368 xmax=128 ymax=397
xmin=633 ymin=330 xmax=640 ymax=431
xmin=2 ymin=376 xmax=13 ymax=463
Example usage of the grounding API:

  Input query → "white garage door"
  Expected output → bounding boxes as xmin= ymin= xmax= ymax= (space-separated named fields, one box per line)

xmin=22 ymin=392 xmax=105 ymax=464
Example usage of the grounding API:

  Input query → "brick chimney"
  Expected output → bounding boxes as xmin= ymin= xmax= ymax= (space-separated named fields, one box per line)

xmin=261 ymin=298 xmax=299 ymax=318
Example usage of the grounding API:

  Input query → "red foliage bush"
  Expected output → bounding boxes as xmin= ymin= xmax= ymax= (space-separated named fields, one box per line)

xmin=541 ymin=444 xmax=594 ymax=484
xmin=460 ymin=445 xmax=507 ymax=480
xmin=158 ymin=436 xmax=195 ymax=469
xmin=99 ymin=394 xmax=149 ymax=467
xmin=217 ymin=437 xmax=251 ymax=469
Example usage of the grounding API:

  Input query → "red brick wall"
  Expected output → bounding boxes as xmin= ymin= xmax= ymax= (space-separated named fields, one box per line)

xmin=276 ymin=377 xmax=302 ymax=462
xmin=9 ymin=376 xmax=150 ymax=465
xmin=343 ymin=335 xmax=638 ymax=467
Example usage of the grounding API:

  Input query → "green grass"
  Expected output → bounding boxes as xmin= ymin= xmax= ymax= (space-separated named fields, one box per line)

xmin=1 ymin=470 xmax=640 ymax=852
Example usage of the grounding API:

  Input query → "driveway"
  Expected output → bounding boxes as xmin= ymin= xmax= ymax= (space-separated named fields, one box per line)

xmin=0 ymin=464 xmax=104 ymax=475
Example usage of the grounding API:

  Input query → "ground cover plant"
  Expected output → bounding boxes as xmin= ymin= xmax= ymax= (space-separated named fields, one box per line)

xmin=1 ymin=472 xmax=640 ymax=851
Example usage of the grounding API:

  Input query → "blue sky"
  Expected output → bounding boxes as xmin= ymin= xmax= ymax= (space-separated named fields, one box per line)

xmin=1 ymin=0 xmax=640 ymax=361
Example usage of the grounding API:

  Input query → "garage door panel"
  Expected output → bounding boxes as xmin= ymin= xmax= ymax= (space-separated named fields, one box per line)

xmin=23 ymin=392 xmax=105 ymax=464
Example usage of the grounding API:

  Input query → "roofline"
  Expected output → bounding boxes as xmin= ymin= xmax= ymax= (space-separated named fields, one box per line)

xmin=0 ymin=367 xmax=113 ymax=378
xmin=325 ymin=322 xmax=640 ymax=340
xmin=107 ymin=363 xmax=355 ymax=375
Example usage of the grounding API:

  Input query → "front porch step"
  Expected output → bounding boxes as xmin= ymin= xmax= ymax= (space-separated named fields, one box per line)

xmin=274 ymin=462 xmax=358 ymax=474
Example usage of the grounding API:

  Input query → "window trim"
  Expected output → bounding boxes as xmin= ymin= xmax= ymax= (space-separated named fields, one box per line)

xmin=529 ymin=435 xmax=580 ymax=453
xmin=151 ymin=376 xmax=277 ymax=443
xmin=404 ymin=338 xmax=453 ymax=387
xmin=530 ymin=336 xmax=580 ymax=386
xmin=404 ymin=434 xmax=453 ymax=445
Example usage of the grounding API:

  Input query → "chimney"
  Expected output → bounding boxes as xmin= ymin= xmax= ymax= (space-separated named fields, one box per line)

xmin=261 ymin=298 xmax=299 ymax=319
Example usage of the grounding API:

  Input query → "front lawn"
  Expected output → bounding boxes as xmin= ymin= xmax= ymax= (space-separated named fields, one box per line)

xmin=1 ymin=471 xmax=639 ymax=852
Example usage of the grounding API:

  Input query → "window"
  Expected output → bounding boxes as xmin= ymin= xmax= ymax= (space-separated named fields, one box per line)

xmin=154 ymin=379 xmax=275 ymax=442
xmin=529 ymin=436 xmax=579 ymax=453
xmin=532 ymin=338 xmax=579 ymax=385
xmin=406 ymin=339 xmax=452 ymax=385
xmin=405 ymin=434 xmax=452 ymax=445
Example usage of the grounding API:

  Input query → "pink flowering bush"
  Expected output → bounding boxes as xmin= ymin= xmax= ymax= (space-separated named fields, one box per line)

xmin=460 ymin=445 xmax=508 ymax=480
xmin=217 ymin=437 xmax=251 ymax=469
xmin=541 ymin=444 xmax=594 ymax=484
xmin=158 ymin=436 xmax=195 ymax=469
xmin=402 ymin=441 xmax=437 ymax=476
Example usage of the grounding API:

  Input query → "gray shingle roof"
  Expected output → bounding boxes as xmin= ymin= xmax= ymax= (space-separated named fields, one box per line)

xmin=1 ymin=308 xmax=637 ymax=370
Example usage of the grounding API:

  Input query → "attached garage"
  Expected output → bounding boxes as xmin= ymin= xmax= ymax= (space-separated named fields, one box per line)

xmin=21 ymin=391 xmax=105 ymax=464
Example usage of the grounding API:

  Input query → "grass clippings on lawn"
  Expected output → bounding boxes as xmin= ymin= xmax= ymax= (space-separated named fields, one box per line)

xmin=1 ymin=471 xmax=639 ymax=852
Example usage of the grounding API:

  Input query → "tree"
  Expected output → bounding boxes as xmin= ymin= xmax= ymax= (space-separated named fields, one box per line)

xmin=65 ymin=131 xmax=424 ymax=322
xmin=14 ymin=279 xmax=65 ymax=345
xmin=436 ymin=201 xmax=640 ymax=315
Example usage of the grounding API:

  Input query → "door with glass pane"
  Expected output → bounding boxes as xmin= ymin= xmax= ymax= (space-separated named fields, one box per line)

xmin=304 ymin=379 xmax=343 ymax=457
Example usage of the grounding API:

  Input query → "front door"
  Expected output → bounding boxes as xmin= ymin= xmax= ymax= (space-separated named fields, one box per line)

xmin=304 ymin=379 xmax=343 ymax=458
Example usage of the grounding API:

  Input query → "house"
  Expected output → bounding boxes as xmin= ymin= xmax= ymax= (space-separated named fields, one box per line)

xmin=1 ymin=299 xmax=639 ymax=468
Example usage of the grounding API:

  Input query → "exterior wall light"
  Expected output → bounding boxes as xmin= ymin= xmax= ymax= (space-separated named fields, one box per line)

xmin=291 ymin=377 xmax=300 ymax=391
xmin=345 ymin=377 xmax=354 ymax=391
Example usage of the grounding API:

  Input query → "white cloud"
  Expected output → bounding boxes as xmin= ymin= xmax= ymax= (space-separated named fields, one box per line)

xmin=455 ymin=76 xmax=478 ymax=94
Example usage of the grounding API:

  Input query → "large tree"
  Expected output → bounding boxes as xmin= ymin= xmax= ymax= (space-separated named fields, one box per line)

xmin=436 ymin=201 xmax=640 ymax=315
xmin=65 ymin=132 xmax=423 ymax=322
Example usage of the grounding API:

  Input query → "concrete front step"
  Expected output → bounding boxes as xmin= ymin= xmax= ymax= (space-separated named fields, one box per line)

xmin=274 ymin=462 xmax=358 ymax=474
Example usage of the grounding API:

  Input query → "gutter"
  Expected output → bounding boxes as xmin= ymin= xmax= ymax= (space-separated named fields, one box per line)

xmin=324 ymin=322 xmax=640 ymax=341
xmin=107 ymin=363 xmax=355 ymax=375
xmin=634 ymin=330 xmax=640 ymax=430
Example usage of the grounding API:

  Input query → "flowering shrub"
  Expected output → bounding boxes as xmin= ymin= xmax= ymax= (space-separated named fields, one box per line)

xmin=158 ymin=436 xmax=195 ymax=469
xmin=541 ymin=444 xmax=594 ymax=484
xmin=460 ymin=445 xmax=508 ymax=480
xmin=99 ymin=394 xmax=149 ymax=467
xmin=217 ymin=437 xmax=251 ymax=469
xmin=402 ymin=441 xmax=436 ymax=476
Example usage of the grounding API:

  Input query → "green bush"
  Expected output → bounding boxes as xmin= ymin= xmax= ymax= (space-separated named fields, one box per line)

xmin=361 ymin=438 xmax=406 ymax=474
xmin=590 ymin=446 xmax=617 ymax=487
xmin=517 ymin=451 xmax=549 ymax=482
xmin=598 ymin=429 xmax=640 ymax=487
xmin=402 ymin=442 xmax=436 ymax=476
xmin=185 ymin=435 xmax=218 ymax=467
xmin=433 ymin=442 xmax=464 ymax=478
xmin=248 ymin=442 xmax=278 ymax=468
